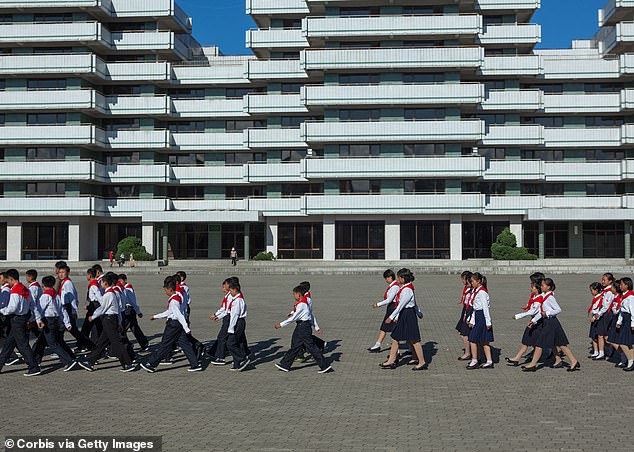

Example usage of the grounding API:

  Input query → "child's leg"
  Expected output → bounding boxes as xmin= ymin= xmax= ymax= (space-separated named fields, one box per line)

xmin=622 ymin=345 xmax=634 ymax=363
xmin=511 ymin=345 xmax=528 ymax=362
xmin=225 ymin=319 xmax=247 ymax=365
xmin=213 ymin=318 xmax=230 ymax=360
xmin=469 ymin=341 xmax=478 ymax=362
xmin=146 ymin=323 xmax=180 ymax=368
xmin=591 ymin=339 xmax=598 ymax=355
xmin=483 ymin=343 xmax=492 ymax=363
xmin=384 ymin=341 xmax=400 ymax=365
xmin=597 ymin=336 xmax=605 ymax=356
xmin=43 ymin=320 xmax=74 ymax=366
xmin=102 ymin=316 xmax=131 ymax=367
xmin=526 ymin=346 xmax=543 ymax=368
xmin=302 ymin=329 xmax=329 ymax=370
xmin=176 ymin=331 xmax=199 ymax=367
xmin=410 ymin=341 xmax=425 ymax=365
xmin=559 ymin=345 xmax=578 ymax=366
xmin=279 ymin=324 xmax=305 ymax=369
xmin=11 ymin=316 xmax=40 ymax=372
xmin=460 ymin=335 xmax=471 ymax=358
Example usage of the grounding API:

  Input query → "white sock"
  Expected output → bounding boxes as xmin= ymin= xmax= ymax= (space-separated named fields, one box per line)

xmin=372 ymin=342 xmax=381 ymax=349
xmin=628 ymin=360 xmax=634 ymax=367
xmin=596 ymin=351 xmax=604 ymax=358
xmin=485 ymin=360 xmax=493 ymax=365
xmin=469 ymin=359 xmax=478 ymax=366
xmin=591 ymin=351 xmax=598 ymax=357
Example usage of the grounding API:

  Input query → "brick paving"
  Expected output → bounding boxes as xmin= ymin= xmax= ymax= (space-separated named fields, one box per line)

xmin=1 ymin=272 xmax=632 ymax=451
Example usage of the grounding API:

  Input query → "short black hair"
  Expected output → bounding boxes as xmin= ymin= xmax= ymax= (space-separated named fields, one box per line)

xmin=383 ymin=269 xmax=396 ymax=280
xmin=104 ymin=273 xmax=118 ymax=286
xmin=228 ymin=280 xmax=241 ymax=291
xmin=26 ymin=269 xmax=38 ymax=279
xmin=472 ymin=272 xmax=487 ymax=289
xmin=621 ymin=277 xmax=633 ymax=291
xmin=42 ymin=276 xmax=56 ymax=288
xmin=397 ymin=268 xmax=415 ymax=284
xmin=530 ymin=272 xmax=545 ymax=282
xmin=173 ymin=273 xmax=182 ymax=284
xmin=543 ymin=278 xmax=556 ymax=292
xmin=86 ymin=268 xmax=97 ymax=278
xmin=614 ymin=279 xmax=623 ymax=294
xmin=5 ymin=269 xmax=19 ymax=281
xmin=461 ymin=270 xmax=473 ymax=279
xmin=177 ymin=271 xmax=187 ymax=281
xmin=603 ymin=273 xmax=615 ymax=283
xmin=92 ymin=264 xmax=103 ymax=273
xmin=589 ymin=282 xmax=603 ymax=293
xmin=293 ymin=285 xmax=304 ymax=294
xmin=118 ymin=274 xmax=127 ymax=281
xmin=163 ymin=276 xmax=177 ymax=291
xmin=55 ymin=261 xmax=67 ymax=269
xmin=299 ymin=281 xmax=310 ymax=293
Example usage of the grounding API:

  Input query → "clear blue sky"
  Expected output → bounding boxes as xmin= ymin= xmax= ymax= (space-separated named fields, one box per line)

xmin=181 ymin=0 xmax=607 ymax=55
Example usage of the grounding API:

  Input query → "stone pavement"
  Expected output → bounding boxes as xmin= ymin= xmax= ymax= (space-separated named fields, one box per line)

xmin=1 ymin=272 xmax=632 ymax=451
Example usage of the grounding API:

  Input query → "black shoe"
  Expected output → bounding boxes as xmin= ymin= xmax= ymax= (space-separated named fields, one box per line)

xmin=505 ymin=358 xmax=520 ymax=367
xmin=6 ymin=356 xmax=23 ymax=366
xmin=318 ymin=365 xmax=334 ymax=374
xmin=616 ymin=361 xmax=627 ymax=368
xmin=195 ymin=344 xmax=205 ymax=362
xmin=140 ymin=362 xmax=156 ymax=373
xmin=275 ymin=363 xmax=290 ymax=372
xmin=188 ymin=364 xmax=204 ymax=372
xmin=379 ymin=361 xmax=398 ymax=369
xmin=591 ymin=355 xmax=606 ymax=361
xmin=466 ymin=363 xmax=481 ymax=370
xmin=521 ymin=366 xmax=538 ymax=372
xmin=566 ymin=362 xmax=581 ymax=372
xmin=481 ymin=362 xmax=494 ymax=369
xmin=24 ymin=368 xmax=42 ymax=377
xmin=457 ymin=355 xmax=471 ymax=361
xmin=412 ymin=363 xmax=429 ymax=371
xmin=623 ymin=363 xmax=634 ymax=372
xmin=552 ymin=361 xmax=569 ymax=369
xmin=159 ymin=357 xmax=174 ymax=366
xmin=77 ymin=361 xmax=94 ymax=372
xmin=63 ymin=361 xmax=79 ymax=372
xmin=209 ymin=357 xmax=227 ymax=366
xmin=368 ymin=347 xmax=381 ymax=353
xmin=120 ymin=364 xmax=137 ymax=373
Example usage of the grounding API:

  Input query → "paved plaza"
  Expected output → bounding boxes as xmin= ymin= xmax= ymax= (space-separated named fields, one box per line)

xmin=1 ymin=272 xmax=632 ymax=451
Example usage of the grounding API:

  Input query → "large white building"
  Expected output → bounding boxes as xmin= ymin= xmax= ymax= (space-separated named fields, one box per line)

xmin=0 ymin=0 xmax=632 ymax=261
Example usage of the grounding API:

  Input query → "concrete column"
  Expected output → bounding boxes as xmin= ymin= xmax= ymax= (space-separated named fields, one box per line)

xmin=266 ymin=218 xmax=278 ymax=257
xmin=538 ymin=221 xmax=545 ymax=259
xmin=323 ymin=216 xmax=335 ymax=261
xmin=625 ymin=221 xmax=631 ymax=259
xmin=78 ymin=218 xmax=98 ymax=261
xmin=243 ymin=223 xmax=250 ymax=261
xmin=208 ymin=224 xmax=221 ymax=259
xmin=6 ymin=220 xmax=22 ymax=261
xmin=385 ymin=217 xmax=400 ymax=261
xmin=450 ymin=215 xmax=463 ymax=261
xmin=510 ymin=217 xmax=523 ymax=247
xmin=68 ymin=220 xmax=81 ymax=262
xmin=569 ymin=221 xmax=582 ymax=258
xmin=142 ymin=223 xmax=155 ymax=257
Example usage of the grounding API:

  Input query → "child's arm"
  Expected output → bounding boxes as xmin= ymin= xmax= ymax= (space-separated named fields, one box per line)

xmin=376 ymin=286 xmax=398 ymax=308
xmin=169 ymin=300 xmax=190 ymax=334
xmin=482 ymin=294 xmax=492 ymax=327
xmin=280 ymin=304 xmax=303 ymax=328
xmin=388 ymin=288 xmax=413 ymax=321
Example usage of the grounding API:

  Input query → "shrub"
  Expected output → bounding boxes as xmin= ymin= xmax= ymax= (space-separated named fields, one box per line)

xmin=491 ymin=227 xmax=538 ymax=260
xmin=116 ymin=236 xmax=152 ymax=261
xmin=253 ymin=251 xmax=276 ymax=261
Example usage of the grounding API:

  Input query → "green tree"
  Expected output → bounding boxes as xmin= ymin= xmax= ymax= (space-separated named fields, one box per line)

xmin=491 ymin=227 xmax=537 ymax=260
xmin=116 ymin=236 xmax=152 ymax=261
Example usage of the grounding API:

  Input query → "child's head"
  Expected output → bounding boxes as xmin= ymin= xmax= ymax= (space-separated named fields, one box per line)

xmin=471 ymin=272 xmax=486 ymax=289
xmin=0 ymin=272 xmax=5 ymax=285
xmin=58 ymin=265 xmax=70 ymax=279
xmin=86 ymin=267 xmax=97 ymax=281
xmin=620 ymin=277 xmax=633 ymax=292
xmin=461 ymin=271 xmax=473 ymax=285
xmin=92 ymin=264 xmax=103 ymax=276
xmin=601 ymin=272 xmax=614 ymax=287
xmin=25 ymin=269 xmax=37 ymax=283
xmin=396 ymin=268 xmax=415 ymax=284
xmin=383 ymin=269 xmax=396 ymax=283
xmin=299 ymin=280 xmax=310 ymax=294
xmin=118 ymin=273 xmax=127 ymax=284
xmin=42 ymin=275 xmax=55 ymax=289
xmin=613 ymin=280 xmax=622 ymax=294
xmin=589 ymin=282 xmax=602 ymax=296
xmin=177 ymin=271 xmax=187 ymax=282
xmin=530 ymin=281 xmax=541 ymax=295
xmin=292 ymin=285 xmax=304 ymax=301
xmin=102 ymin=272 xmax=117 ymax=289
xmin=163 ymin=276 xmax=177 ymax=295
xmin=228 ymin=280 xmax=241 ymax=295
xmin=530 ymin=272 xmax=545 ymax=283
xmin=541 ymin=278 xmax=555 ymax=293
xmin=173 ymin=273 xmax=182 ymax=284
xmin=5 ymin=269 xmax=19 ymax=286
xmin=54 ymin=261 xmax=67 ymax=275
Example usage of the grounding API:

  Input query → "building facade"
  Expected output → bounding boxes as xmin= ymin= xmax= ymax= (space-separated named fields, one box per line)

xmin=0 ymin=0 xmax=633 ymax=261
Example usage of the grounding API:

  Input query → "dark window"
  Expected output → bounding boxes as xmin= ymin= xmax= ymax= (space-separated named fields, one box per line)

xmin=403 ymin=6 xmax=439 ymax=14
xmin=521 ymin=149 xmax=564 ymax=161
xmin=281 ymin=183 xmax=323 ymax=196
xmin=169 ymin=121 xmax=205 ymax=132
xmin=544 ymin=222 xmax=569 ymax=258
xmin=400 ymin=221 xmax=450 ymax=259
xmin=103 ymin=185 xmax=140 ymax=198
xmin=170 ymin=88 xmax=205 ymax=99
xmin=27 ymin=79 xmax=66 ymax=90
xmin=281 ymin=116 xmax=315 ymax=128
xmin=26 ymin=148 xmax=65 ymax=161
xmin=225 ymin=152 xmax=266 ymax=165
xmin=281 ymin=83 xmax=302 ymax=93
xmin=521 ymin=116 xmax=564 ymax=127
xmin=103 ymin=85 xmax=142 ymax=96
xmin=462 ymin=221 xmax=508 ymax=259
xmin=404 ymin=179 xmax=445 ymax=193
xmin=221 ymin=223 xmax=265 ymax=259
xmin=97 ymin=223 xmax=142 ymax=260
xmin=226 ymin=120 xmax=266 ymax=132
xmin=104 ymin=152 xmax=140 ymax=165
xmin=278 ymin=223 xmax=323 ymax=259
xmin=281 ymin=149 xmax=307 ymax=162
xmin=585 ymin=116 xmax=623 ymax=127
xmin=340 ymin=144 xmax=380 ymax=158
xmin=404 ymin=108 xmax=445 ymax=120
xmin=586 ymin=149 xmax=625 ymax=160
xmin=462 ymin=182 xmax=506 ymax=195
xmin=523 ymin=222 xmax=539 ymax=256
xmin=484 ymin=80 xmax=505 ymax=91
xmin=33 ymin=13 xmax=73 ymax=22
xmin=168 ymin=224 xmax=208 ymax=259
xmin=226 ymin=88 xmax=256 ymax=99
xmin=478 ymin=147 xmax=505 ymax=160
xmin=335 ymin=221 xmax=385 ymax=259
xmin=26 ymin=182 xmax=64 ymax=196
xmin=339 ymin=7 xmax=380 ymax=16
xmin=404 ymin=144 xmax=445 ymax=156
xmin=168 ymin=154 xmax=205 ymax=166
xmin=339 ymin=109 xmax=380 ymax=121
xmin=225 ymin=185 xmax=264 ymax=199
xmin=0 ymin=222 xmax=6 ymax=260
xmin=479 ymin=114 xmax=506 ymax=125
xmin=523 ymin=83 xmax=563 ymax=93
xmin=167 ymin=186 xmax=204 ymax=199
xmin=339 ymin=180 xmax=381 ymax=194
xmin=583 ymin=222 xmax=624 ymax=258
xmin=403 ymin=73 xmax=444 ymax=84
xmin=520 ymin=183 xmax=564 ymax=195
xmin=281 ymin=18 xmax=302 ymax=28
xmin=339 ymin=74 xmax=380 ymax=85
xmin=22 ymin=222 xmax=68 ymax=260
xmin=586 ymin=183 xmax=624 ymax=195
xmin=27 ymin=113 xmax=66 ymax=125
xmin=584 ymin=83 xmax=623 ymax=93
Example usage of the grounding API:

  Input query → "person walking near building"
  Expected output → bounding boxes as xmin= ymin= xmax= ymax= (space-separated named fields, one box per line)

xmin=109 ymin=250 xmax=114 ymax=267
xmin=230 ymin=247 xmax=238 ymax=266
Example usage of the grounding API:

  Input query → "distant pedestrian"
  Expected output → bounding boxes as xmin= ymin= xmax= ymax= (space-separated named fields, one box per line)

xmin=129 ymin=253 xmax=135 ymax=268
xmin=119 ymin=253 xmax=125 ymax=267
xmin=230 ymin=247 xmax=238 ymax=266
xmin=109 ymin=250 xmax=114 ymax=267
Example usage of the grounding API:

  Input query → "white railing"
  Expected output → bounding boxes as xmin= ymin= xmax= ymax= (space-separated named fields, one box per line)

xmin=243 ymin=93 xmax=307 ymax=114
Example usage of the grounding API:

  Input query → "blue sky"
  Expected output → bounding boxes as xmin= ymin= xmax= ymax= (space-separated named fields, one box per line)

xmin=182 ymin=0 xmax=607 ymax=55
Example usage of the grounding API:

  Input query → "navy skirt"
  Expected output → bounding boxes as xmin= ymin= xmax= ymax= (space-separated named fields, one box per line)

xmin=455 ymin=305 xmax=471 ymax=336
xmin=468 ymin=310 xmax=494 ymax=343
xmin=593 ymin=313 xmax=610 ymax=337
xmin=536 ymin=317 xmax=569 ymax=348
xmin=521 ymin=320 xmax=541 ymax=347
xmin=608 ymin=311 xmax=620 ymax=343
xmin=391 ymin=307 xmax=421 ymax=342
xmin=616 ymin=312 xmax=634 ymax=346
xmin=380 ymin=302 xmax=396 ymax=333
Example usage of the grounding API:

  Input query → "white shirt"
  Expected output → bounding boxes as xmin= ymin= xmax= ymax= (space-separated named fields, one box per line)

xmin=530 ymin=292 xmax=562 ymax=324
xmin=215 ymin=293 xmax=231 ymax=319
xmin=181 ymin=283 xmax=191 ymax=306
xmin=0 ymin=283 xmax=10 ymax=309
xmin=153 ymin=293 xmax=190 ymax=334
xmin=36 ymin=291 xmax=71 ymax=329
xmin=389 ymin=284 xmax=416 ymax=321
xmin=597 ymin=288 xmax=613 ymax=317
xmin=617 ymin=292 xmax=634 ymax=328
xmin=281 ymin=300 xmax=314 ymax=327
xmin=0 ymin=287 xmax=34 ymax=318
xmin=59 ymin=278 xmax=79 ymax=313
xmin=91 ymin=289 xmax=121 ymax=323
xmin=227 ymin=293 xmax=247 ymax=334
xmin=376 ymin=281 xmax=399 ymax=308
xmin=28 ymin=282 xmax=43 ymax=305
xmin=114 ymin=285 xmax=127 ymax=312
xmin=468 ymin=287 xmax=492 ymax=327
xmin=87 ymin=282 xmax=103 ymax=305
xmin=514 ymin=297 xmax=541 ymax=320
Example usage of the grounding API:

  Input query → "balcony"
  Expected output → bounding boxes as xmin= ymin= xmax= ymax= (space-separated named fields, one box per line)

xmin=98 ymin=163 xmax=170 ymax=184
xmin=484 ymin=159 xmax=542 ymax=180
xmin=543 ymin=93 xmax=621 ymax=113
xmin=104 ymin=129 xmax=170 ymax=149
xmin=301 ymin=83 xmax=483 ymax=107
xmin=477 ymin=0 xmax=542 ymax=11
xmin=0 ymin=125 xmax=103 ymax=147
xmin=170 ymin=165 xmax=245 ymax=184
xmin=171 ymin=132 xmax=247 ymax=151
xmin=543 ymin=161 xmax=622 ymax=182
xmin=0 ymin=196 xmax=96 ymax=216
xmin=479 ymin=24 xmax=541 ymax=46
xmin=246 ymin=0 xmax=310 ymax=16
xmin=243 ymin=93 xmax=307 ymax=114
xmin=249 ymin=197 xmax=304 ymax=216
xmin=621 ymin=88 xmax=634 ymax=109
xmin=303 ymin=193 xmax=485 ymax=215
xmin=599 ymin=0 xmax=634 ymax=26
xmin=302 ymin=14 xmax=482 ymax=40
xmin=243 ymin=127 xmax=307 ymax=148
xmin=543 ymin=127 xmax=622 ymax=148
xmin=108 ymin=31 xmax=189 ymax=59
xmin=301 ymin=120 xmax=485 ymax=143
xmin=303 ymin=156 xmax=484 ymax=179
xmin=480 ymin=55 xmax=542 ymax=76
xmin=482 ymin=125 xmax=543 ymax=146
xmin=96 ymin=197 xmax=171 ymax=217
xmin=246 ymin=59 xmax=308 ymax=80
xmin=0 ymin=89 xmax=98 ymax=111
xmin=485 ymin=195 xmax=542 ymax=215
xmin=0 ymin=21 xmax=104 ymax=45
xmin=621 ymin=159 xmax=634 ymax=179
xmin=245 ymin=162 xmax=305 ymax=183
xmin=103 ymin=95 xmax=171 ymax=116
xmin=301 ymin=47 xmax=484 ymax=71
xmin=0 ymin=160 xmax=96 ymax=181
xmin=171 ymin=98 xmax=246 ymax=118
xmin=246 ymin=29 xmax=308 ymax=50
xmin=481 ymin=89 xmax=542 ymax=111
xmin=0 ymin=53 xmax=97 ymax=76
xmin=173 ymin=62 xmax=249 ymax=85
xmin=108 ymin=0 xmax=192 ymax=32
xmin=542 ymin=56 xmax=620 ymax=80
xmin=98 ymin=61 xmax=172 ymax=81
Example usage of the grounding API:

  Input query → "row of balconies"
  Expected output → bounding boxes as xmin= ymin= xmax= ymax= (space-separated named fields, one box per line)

xmin=7 ymin=192 xmax=634 ymax=221
xmin=600 ymin=0 xmax=634 ymax=26
xmin=0 ymin=0 xmax=191 ymax=32
xmin=2 ymin=123 xmax=634 ymax=149
xmin=3 ymin=157 xmax=634 ymax=184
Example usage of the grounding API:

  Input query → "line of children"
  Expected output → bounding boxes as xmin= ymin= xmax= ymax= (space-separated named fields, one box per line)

xmin=455 ymin=270 xmax=473 ymax=361
xmin=466 ymin=272 xmax=494 ymax=370
xmin=368 ymin=270 xmax=399 ymax=353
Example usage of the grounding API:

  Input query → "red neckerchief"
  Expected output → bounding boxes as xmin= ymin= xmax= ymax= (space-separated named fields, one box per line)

xmin=521 ymin=293 xmax=535 ymax=311
xmin=617 ymin=291 xmax=632 ymax=311
xmin=460 ymin=285 xmax=470 ymax=305
xmin=43 ymin=288 xmax=57 ymax=299
xmin=176 ymin=284 xmax=184 ymax=295
xmin=10 ymin=282 xmax=31 ymax=299
xmin=124 ymin=283 xmax=133 ymax=291
xmin=588 ymin=294 xmax=603 ymax=316
xmin=292 ymin=294 xmax=309 ymax=312
xmin=168 ymin=292 xmax=183 ymax=308
xmin=228 ymin=292 xmax=244 ymax=311
xmin=394 ymin=283 xmax=414 ymax=308
xmin=87 ymin=279 xmax=100 ymax=300
xmin=105 ymin=287 xmax=115 ymax=294
xmin=609 ymin=293 xmax=623 ymax=312
xmin=540 ymin=292 xmax=554 ymax=316
xmin=58 ymin=277 xmax=70 ymax=296
xmin=29 ymin=281 xmax=40 ymax=288
xmin=468 ymin=285 xmax=487 ymax=307
xmin=220 ymin=292 xmax=229 ymax=310
xmin=384 ymin=281 xmax=399 ymax=301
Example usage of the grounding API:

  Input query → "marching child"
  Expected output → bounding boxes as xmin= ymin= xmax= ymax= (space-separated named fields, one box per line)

xmin=369 ymin=270 xmax=399 ymax=353
xmin=607 ymin=281 xmax=626 ymax=367
xmin=26 ymin=270 xmax=42 ymax=305
xmin=506 ymin=279 xmax=543 ymax=366
xmin=466 ymin=273 xmax=494 ymax=370
xmin=587 ymin=282 xmax=605 ymax=359
xmin=173 ymin=273 xmax=204 ymax=361
xmin=118 ymin=274 xmax=148 ymax=351
xmin=81 ymin=267 xmax=103 ymax=343
xmin=140 ymin=276 xmax=202 ymax=373
xmin=275 ymin=285 xmax=333 ymax=373
xmin=176 ymin=271 xmax=191 ymax=321
xmin=455 ymin=271 xmax=473 ymax=361
xmin=208 ymin=277 xmax=237 ymax=365
xmin=296 ymin=281 xmax=325 ymax=361
xmin=615 ymin=277 xmax=634 ymax=371
xmin=590 ymin=273 xmax=615 ymax=360
xmin=225 ymin=280 xmax=250 ymax=371
xmin=58 ymin=265 xmax=94 ymax=352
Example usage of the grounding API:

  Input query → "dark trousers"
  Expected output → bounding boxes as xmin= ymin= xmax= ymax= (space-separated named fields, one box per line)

xmin=63 ymin=304 xmax=95 ymax=350
xmin=32 ymin=317 xmax=75 ymax=366
xmin=280 ymin=321 xmax=328 ymax=370
xmin=80 ymin=302 xmax=102 ymax=343
xmin=147 ymin=320 xmax=198 ymax=368
xmin=226 ymin=318 xmax=248 ymax=364
xmin=212 ymin=316 xmax=230 ymax=360
xmin=0 ymin=315 xmax=40 ymax=372
xmin=86 ymin=315 xmax=131 ymax=367
xmin=122 ymin=308 xmax=148 ymax=349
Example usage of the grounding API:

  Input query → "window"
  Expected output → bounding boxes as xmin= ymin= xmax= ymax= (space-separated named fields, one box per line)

xmin=586 ymin=183 xmax=624 ymax=195
xmin=281 ymin=183 xmax=323 ymax=196
xmin=108 ymin=22 xmax=155 ymax=32
xmin=170 ymin=88 xmax=205 ymax=99
xmin=521 ymin=116 xmax=564 ymax=127
xmin=34 ymin=13 xmax=73 ymax=22
xmin=104 ymin=152 xmax=140 ymax=165
xmin=22 ymin=222 xmax=68 ymax=260
xmin=26 ymin=182 xmax=64 ymax=196
xmin=221 ymin=223 xmax=266 ymax=260
xmin=523 ymin=222 xmax=539 ymax=256
xmin=404 ymin=108 xmax=445 ymax=120
xmin=169 ymin=121 xmax=205 ymax=132
xmin=402 ymin=6 xmax=438 ymax=14
xmin=168 ymin=154 xmax=205 ymax=166
xmin=583 ymin=222 xmax=624 ymax=258
xmin=26 ymin=148 xmax=65 ymax=161
xmin=339 ymin=109 xmax=380 ymax=121
xmin=402 ymin=40 xmax=444 ymax=47
xmin=103 ymin=85 xmax=142 ymax=96
xmin=340 ymin=144 xmax=380 ymax=158
xmin=401 ymin=221 xmax=450 ymax=259
xmin=462 ymin=182 xmax=506 ymax=195
xmin=586 ymin=149 xmax=625 ymax=160
xmin=167 ymin=186 xmax=204 ymax=199
xmin=270 ymin=52 xmax=300 ymax=59
xmin=225 ymin=152 xmax=266 ymax=165
xmin=225 ymin=185 xmax=264 ymax=199
xmin=281 ymin=149 xmax=307 ymax=162
xmin=0 ymin=222 xmax=6 ymax=260
xmin=339 ymin=180 xmax=381 ymax=194
xmin=339 ymin=7 xmax=380 ymax=16
xmin=281 ymin=116 xmax=313 ymax=128
xmin=281 ymin=83 xmax=302 ymax=93
xmin=462 ymin=222 xmax=509 ymax=259
xmin=478 ymin=114 xmax=506 ymax=125
xmin=544 ymin=222 xmax=568 ymax=258
xmin=168 ymin=224 xmax=208 ymax=259
xmin=584 ymin=83 xmax=622 ymax=93
xmin=403 ymin=73 xmax=444 ymax=84
xmin=107 ymin=119 xmax=139 ymax=131
xmin=335 ymin=221 xmax=385 ymax=259
xmin=278 ymin=223 xmax=323 ymax=259
xmin=404 ymin=179 xmax=445 ymax=193
xmin=281 ymin=19 xmax=302 ymax=28
xmin=339 ymin=74 xmax=380 ymax=85
xmin=484 ymin=80 xmax=505 ymax=91
xmin=404 ymin=144 xmax=445 ymax=156
xmin=521 ymin=149 xmax=564 ymax=161
xmin=226 ymin=120 xmax=266 ymax=132
xmin=478 ymin=148 xmax=505 ymax=160
xmin=523 ymin=83 xmax=563 ymax=93
xmin=103 ymin=185 xmax=140 ymax=198
xmin=226 ymin=88 xmax=254 ymax=99
xmin=585 ymin=116 xmax=623 ymax=127
xmin=27 ymin=113 xmax=66 ymax=125
xmin=97 ymin=224 xmax=141 ymax=259
xmin=520 ymin=183 xmax=564 ymax=195
xmin=27 ymin=79 xmax=66 ymax=90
